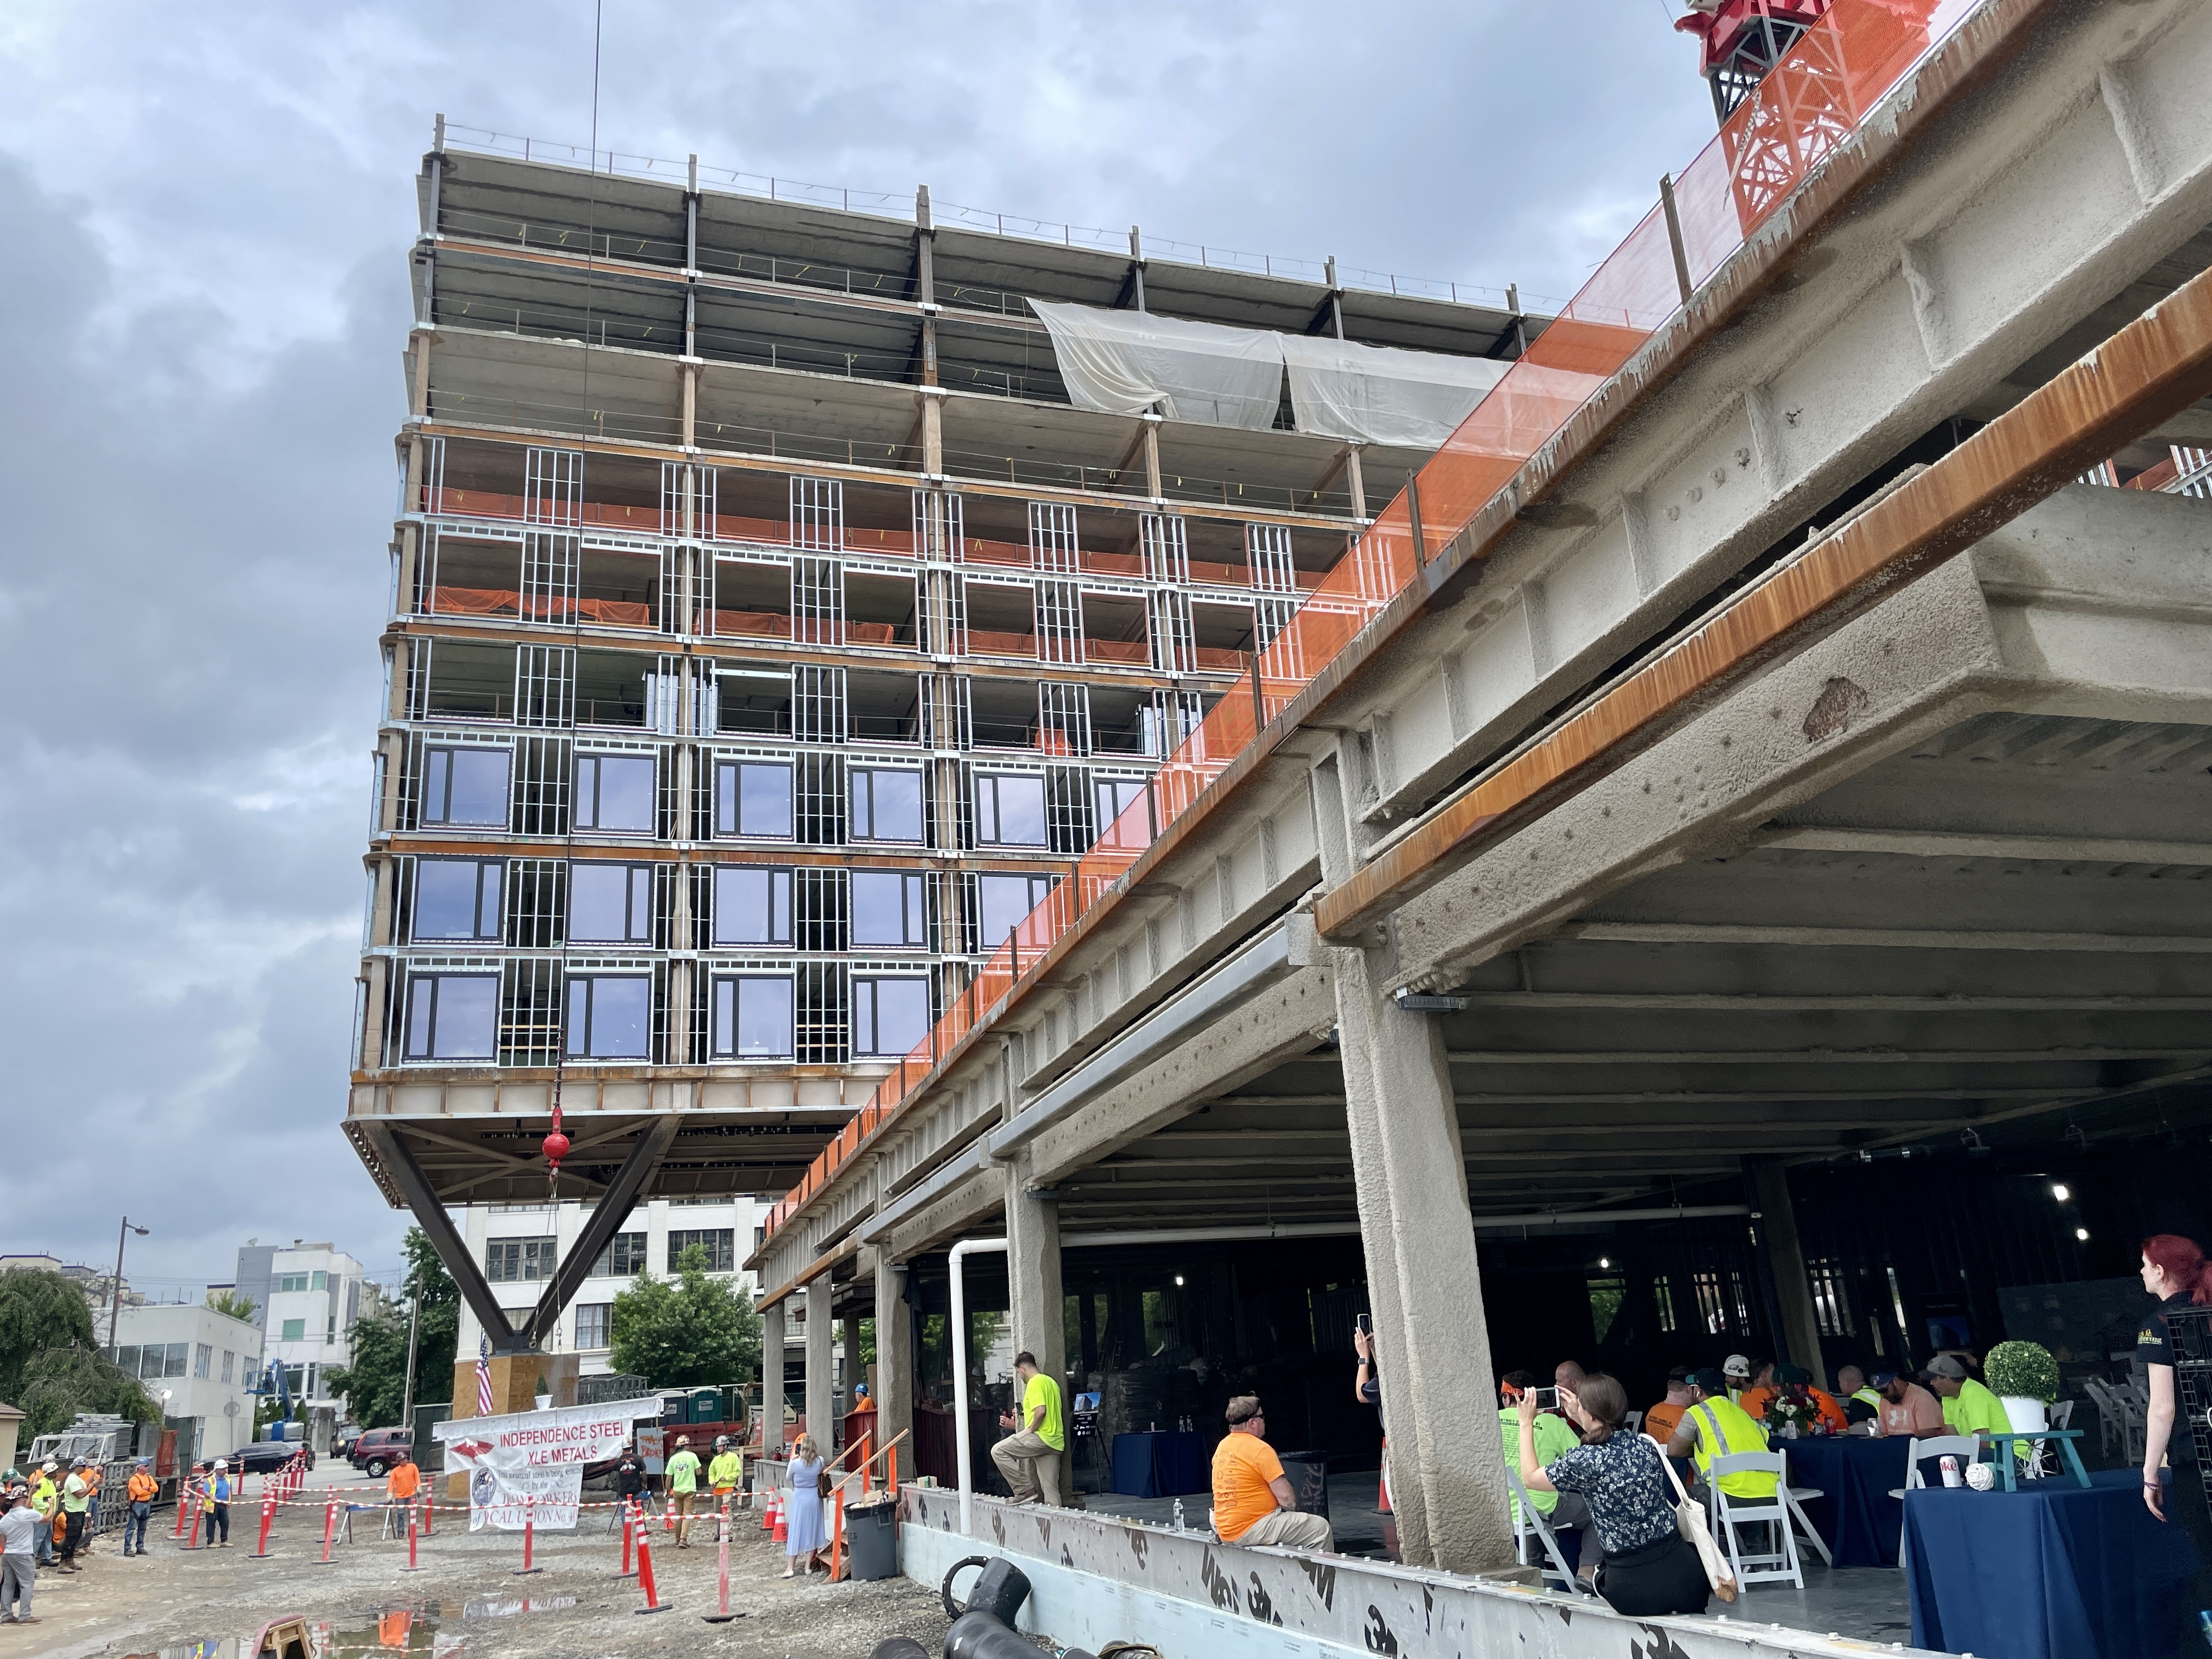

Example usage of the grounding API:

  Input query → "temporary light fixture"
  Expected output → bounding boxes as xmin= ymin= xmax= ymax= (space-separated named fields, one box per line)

xmin=2050 ymin=1183 xmax=2070 ymax=1202
xmin=1599 ymin=1257 xmax=1611 ymax=1269
xmin=1173 ymin=1275 xmax=1186 ymax=1286
xmin=2075 ymin=1227 xmax=2091 ymax=1242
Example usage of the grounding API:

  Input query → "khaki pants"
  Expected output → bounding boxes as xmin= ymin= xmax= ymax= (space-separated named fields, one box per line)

xmin=673 ymin=1491 xmax=697 ymax=1544
xmin=1227 ymin=1508 xmax=1334 ymax=1552
xmin=990 ymin=1431 xmax=1063 ymax=1507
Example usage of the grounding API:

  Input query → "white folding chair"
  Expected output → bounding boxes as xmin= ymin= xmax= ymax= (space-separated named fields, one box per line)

xmin=2081 ymin=1379 xmax=2123 ymax=1462
xmin=1707 ymin=1452 xmax=1802 ymax=1589
xmin=1624 ymin=1409 xmax=1644 ymax=1433
xmin=1780 ymin=1473 xmax=1832 ymax=1568
xmin=1506 ymin=1468 xmax=1593 ymax=1598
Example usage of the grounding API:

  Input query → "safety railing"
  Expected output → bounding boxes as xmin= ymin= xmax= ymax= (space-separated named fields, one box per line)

xmin=760 ymin=0 xmax=1974 ymax=1246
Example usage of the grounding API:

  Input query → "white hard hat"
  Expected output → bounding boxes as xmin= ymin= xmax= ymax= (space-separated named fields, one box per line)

xmin=213 ymin=1459 xmax=228 ymax=1470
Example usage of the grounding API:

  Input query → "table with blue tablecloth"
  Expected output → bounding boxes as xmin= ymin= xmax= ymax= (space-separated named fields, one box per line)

xmin=1905 ymin=1468 xmax=2200 ymax=1659
xmin=1782 ymin=1434 xmax=1911 ymax=1567
xmin=1110 ymin=1430 xmax=1206 ymax=1498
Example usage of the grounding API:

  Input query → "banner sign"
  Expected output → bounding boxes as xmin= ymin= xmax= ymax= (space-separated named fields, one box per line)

xmin=434 ymin=1396 xmax=660 ymax=1531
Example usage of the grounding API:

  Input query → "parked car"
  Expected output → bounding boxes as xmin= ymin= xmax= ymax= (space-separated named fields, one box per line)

xmin=332 ymin=1423 xmax=363 ymax=1461
xmin=229 ymin=1440 xmax=314 ymax=1475
xmin=348 ymin=1427 xmax=414 ymax=1479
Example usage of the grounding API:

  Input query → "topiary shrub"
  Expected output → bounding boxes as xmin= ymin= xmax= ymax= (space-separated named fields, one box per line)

xmin=1984 ymin=1340 xmax=2059 ymax=1402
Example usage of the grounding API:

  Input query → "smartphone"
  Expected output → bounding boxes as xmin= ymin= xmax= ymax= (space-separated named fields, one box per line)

xmin=1531 ymin=1386 xmax=1561 ymax=1408
xmin=1354 ymin=1313 xmax=1373 ymax=1339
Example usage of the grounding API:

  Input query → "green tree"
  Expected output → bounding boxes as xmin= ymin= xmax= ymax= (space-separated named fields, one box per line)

xmin=205 ymin=1289 xmax=258 ymax=1324
xmin=0 ymin=1267 xmax=160 ymax=1438
xmin=611 ymin=1242 xmax=761 ymax=1387
xmin=323 ymin=1228 xmax=459 ymax=1427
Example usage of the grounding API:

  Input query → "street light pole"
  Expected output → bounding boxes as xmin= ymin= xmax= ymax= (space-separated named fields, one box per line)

xmin=400 ymin=1273 xmax=424 ymax=1430
xmin=108 ymin=1217 xmax=149 ymax=1357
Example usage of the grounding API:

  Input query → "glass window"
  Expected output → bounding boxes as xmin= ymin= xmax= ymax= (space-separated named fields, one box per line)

xmin=221 ymin=1350 xmax=235 ymax=1384
xmin=973 ymin=773 xmax=1048 ymax=845
xmin=853 ymin=977 xmax=932 ymax=1058
xmin=667 ymin=1229 xmax=735 ymax=1272
xmin=851 ymin=871 xmax=927 ymax=948
xmin=566 ymin=975 xmax=652 ymax=1060
xmin=710 ymin=975 xmax=793 ymax=1058
xmin=850 ymin=768 xmax=924 ymax=843
xmin=311 ymin=1271 xmax=327 ymax=1290
xmin=574 ymin=1304 xmax=612 ymax=1350
xmin=114 ymin=1346 xmax=138 ymax=1376
xmin=713 ymin=867 xmax=793 ymax=946
xmin=194 ymin=1344 xmax=212 ymax=1379
xmin=575 ymin=753 xmax=656 ymax=833
xmin=404 ymin=973 xmax=498 ymax=1060
xmin=571 ymin=861 xmax=655 ymax=943
xmin=715 ymin=760 xmax=792 ymax=838
xmin=421 ymin=746 xmax=510 ymax=827
xmin=590 ymin=1232 xmax=649 ymax=1278
xmin=1093 ymin=777 xmax=1150 ymax=842
xmin=487 ymin=1238 xmax=556 ymax=1283
xmin=165 ymin=1342 xmax=189 ymax=1377
xmin=277 ymin=1273 xmax=310 ymax=1294
xmin=414 ymin=858 xmax=504 ymax=941
xmin=280 ymin=1319 xmax=306 ymax=1342
xmin=976 ymin=873 xmax=1057 ymax=949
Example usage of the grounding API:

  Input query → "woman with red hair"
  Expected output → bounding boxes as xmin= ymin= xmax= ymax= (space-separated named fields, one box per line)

xmin=2137 ymin=1233 xmax=2212 ymax=1643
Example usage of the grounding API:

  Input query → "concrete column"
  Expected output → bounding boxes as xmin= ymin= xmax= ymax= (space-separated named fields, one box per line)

xmin=1313 ymin=751 xmax=1515 ymax=1575
xmin=922 ymin=393 xmax=944 ymax=476
xmin=681 ymin=360 xmax=698 ymax=449
xmin=1142 ymin=421 xmax=1163 ymax=500
xmin=1005 ymin=1150 xmax=1070 ymax=1502
xmin=871 ymin=1248 xmax=914 ymax=1468
xmin=842 ymin=1310 xmax=864 ymax=1432
xmin=760 ymin=1300 xmax=786 ymax=1451
xmin=805 ymin=1277 xmax=835 ymax=1450
xmin=1751 ymin=1160 xmax=1829 ymax=1390
xmin=1344 ymin=443 xmax=1368 ymax=521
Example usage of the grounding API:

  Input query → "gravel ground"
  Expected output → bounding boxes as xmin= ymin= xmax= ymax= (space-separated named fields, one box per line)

xmin=1 ymin=1498 xmax=951 ymax=1659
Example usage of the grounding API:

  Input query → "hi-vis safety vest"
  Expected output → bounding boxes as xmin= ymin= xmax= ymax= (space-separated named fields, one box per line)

xmin=1690 ymin=1397 xmax=1778 ymax=1499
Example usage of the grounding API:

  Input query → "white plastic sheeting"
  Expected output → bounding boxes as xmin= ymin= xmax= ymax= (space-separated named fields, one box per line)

xmin=1028 ymin=301 xmax=1284 ymax=429
xmin=1029 ymin=299 xmax=1511 ymax=447
xmin=1277 ymin=333 xmax=1510 ymax=448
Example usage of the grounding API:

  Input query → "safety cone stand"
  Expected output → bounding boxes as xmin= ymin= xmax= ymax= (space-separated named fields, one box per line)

xmin=633 ymin=1518 xmax=671 ymax=1616
xmin=514 ymin=1492 xmax=543 ymax=1575
xmin=401 ymin=1506 xmax=424 ymax=1572
xmin=702 ymin=1502 xmax=742 ymax=1623
xmin=315 ymin=1498 xmax=340 ymax=1566
xmin=250 ymin=1493 xmax=277 ymax=1559
xmin=772 ymin=1488 xmax=788 ymax=1546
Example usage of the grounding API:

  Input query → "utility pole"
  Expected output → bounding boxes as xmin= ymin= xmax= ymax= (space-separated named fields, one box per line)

xmin=400 ymin=1272 xmax=423 ymax=1430
xmin=108 ymin=1217 xmax=149 ymax=1356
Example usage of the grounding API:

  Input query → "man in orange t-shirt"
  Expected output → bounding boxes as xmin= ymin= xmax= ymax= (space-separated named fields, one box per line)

xmin=1643 ymin=1367 xmax=1695 ymax=1446
xmin=1210 ymin=1397 xmax=1333 ymax=1551
xmin=386 ymin=1450 xmax=422 ymax=1521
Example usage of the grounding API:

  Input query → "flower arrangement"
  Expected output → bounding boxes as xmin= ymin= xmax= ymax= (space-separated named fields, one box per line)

xmin=1764 ymin=1392 xmax=1825 ymax=1435
xmin=1984 ymin=1340 xmax=2059 ymax=1403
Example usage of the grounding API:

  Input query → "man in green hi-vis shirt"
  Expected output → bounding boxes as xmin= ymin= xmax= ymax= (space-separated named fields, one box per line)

xmin=991 ymin=1351 xmax=1066 ymax=1507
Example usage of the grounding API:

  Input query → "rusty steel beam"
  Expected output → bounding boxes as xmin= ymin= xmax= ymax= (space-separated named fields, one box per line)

xmin=1314 ymin=267 xmax=2212 ymax=945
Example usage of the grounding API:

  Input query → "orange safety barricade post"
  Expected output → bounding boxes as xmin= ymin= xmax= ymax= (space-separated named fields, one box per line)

xmin=403 ymin=1506 xmax=423 ymax=1571
xmin=251 ymin=1493 xmax=276 ymax=1559
xmin=618 ymin=1498 xmax=637 ymax=1577
xmin=703 ymin=1501 xmax=736 ymax=1624
xmin=315 ymin=1498 xmax=338 ymax=1566
xmin=888 ymin=1444 xmax=899 ymax=1496
xmin=634 ymin=1520 xmax=670 ymax=1616
xmin=515 ymin=1491 xmax=542 ymax=1575
xmin=830 ymin=1486 xmax=845 ymax=1582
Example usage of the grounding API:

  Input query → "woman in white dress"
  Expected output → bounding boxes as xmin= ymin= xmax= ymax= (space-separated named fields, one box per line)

xmin=783 ymin=1433 xmax=829 ymax=1577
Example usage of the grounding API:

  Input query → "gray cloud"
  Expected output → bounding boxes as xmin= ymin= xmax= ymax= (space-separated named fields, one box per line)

xmin=0 ymin=0 xmax=1715 ymax=1291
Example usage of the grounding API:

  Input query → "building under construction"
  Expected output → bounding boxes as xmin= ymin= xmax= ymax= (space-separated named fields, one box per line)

xmin=346 ymin=122 xmax=1537 ymax=1396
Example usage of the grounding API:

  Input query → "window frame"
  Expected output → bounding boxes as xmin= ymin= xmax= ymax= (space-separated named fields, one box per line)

xmin=568 ymin=860 xmax=657 ymax=945
xmin=420 ymin=745 xmax=511 ymax=828
xmin=411 ymin=856 xmax=505 ymax=943
xmin=848 ymin=766 xmax=926 ymax=844
xmin=574 ymin=751 xmax=658 ymax=835
xmin=280 ymin=1318 xmax=307 ymax=1342
xmin=709 ymin=973 xmax=795 ymax=1059
xmin=666 ymin=1228 xmax=736 ymax=1273
xmin=714 ymin=759 xmax=794 ymax=839
xmin=573 ymin=1302 xmax=613 ymax=1350
xmin=850 ymin=870 xmax=928 ymax=949
xmin=972 ymin=771 xmax=1049 ymax=847
xmin=589 ymin=1231 xmax=650 ymax=1278
xmin=712 ymin=866 xmax=794 ymax=946
xmin=486 ymin=1237 xmax=557 ymax=1284
xmin=403 ymin=972 xmax=499 ymax=1062
xmin=851 ymin=974 xmax=933 ymax=1058
xmin=565 ymin=973 xmax=654 ymax=1060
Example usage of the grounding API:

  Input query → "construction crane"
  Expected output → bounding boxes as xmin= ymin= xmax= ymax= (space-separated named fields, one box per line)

xmin=1675 ymin=0 xmax=1833 ymax=123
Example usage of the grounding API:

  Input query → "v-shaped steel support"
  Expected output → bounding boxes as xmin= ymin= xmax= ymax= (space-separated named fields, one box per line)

xmin=519 ymin=1116 xmax=680 ymax=1349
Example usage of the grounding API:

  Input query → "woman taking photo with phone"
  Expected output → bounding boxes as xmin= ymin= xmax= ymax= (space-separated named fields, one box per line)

xmin=1516 ymin=1373 xmax=1712 ymax=1616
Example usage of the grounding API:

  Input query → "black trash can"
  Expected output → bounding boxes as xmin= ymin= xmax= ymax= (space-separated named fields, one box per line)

xmin=1276 ymin=1450 xmax=1330 ymax=1515
xmin=847 ymin=1498 xmax=899 ymax=1582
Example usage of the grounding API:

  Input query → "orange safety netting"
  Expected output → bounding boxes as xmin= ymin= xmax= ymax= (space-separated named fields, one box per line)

xmin=761 ymin=0 xmax=1954 ymax=1244
xmin=431 ymin=588 xmax=654 ymax=627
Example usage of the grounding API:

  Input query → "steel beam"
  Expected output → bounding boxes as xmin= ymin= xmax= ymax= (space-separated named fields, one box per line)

xmin=357 ymin=1120 xmax=531 ymax=1355
xmin=518 ymin=1116 xmax=680 ymax=1348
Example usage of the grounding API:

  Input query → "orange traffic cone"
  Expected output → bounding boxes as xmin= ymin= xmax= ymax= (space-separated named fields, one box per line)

xmin=761 ymin=1487 xmax=778 ymax=1532
xmin=772 ymin=1491 xmax=788 ymax=1544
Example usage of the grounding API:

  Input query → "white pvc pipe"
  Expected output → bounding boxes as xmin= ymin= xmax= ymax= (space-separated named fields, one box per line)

xmin=948 ymin=1237 xmax=1008 ymax=1536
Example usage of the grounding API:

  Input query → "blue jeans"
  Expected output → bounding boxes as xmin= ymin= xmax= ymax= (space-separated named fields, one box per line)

xmin=123 ymin=1502 xmax=150 ymax=1554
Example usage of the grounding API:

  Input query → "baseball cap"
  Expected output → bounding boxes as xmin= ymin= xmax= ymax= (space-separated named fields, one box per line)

xmin=1869 ymin=1369 xmax=1900 ymax=1387
xmin=137 ymin=1458 xmax=151 ymax=1468
xmin=1927 ymin=1355 xmax=1970 ymax=1380
xmin=1723 ymin=1353 xmax=1751 ymax=1377
xmin=1774 ymin=1363 xmax=1812 ymax=1386
xmin=1689 ymin=1367 xmax=1729 ymax=1396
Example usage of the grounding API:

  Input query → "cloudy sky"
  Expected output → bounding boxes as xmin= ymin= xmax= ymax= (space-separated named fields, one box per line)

xmin=0 ymin=2 xmax=1715 ymax=1300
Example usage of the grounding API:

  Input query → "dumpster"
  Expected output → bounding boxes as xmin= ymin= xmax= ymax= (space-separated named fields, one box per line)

xmin=1277 ymin=1449 xmax=1330 ymax=1514
xmin=846 ymin=1496 xmax=898 ymax=1581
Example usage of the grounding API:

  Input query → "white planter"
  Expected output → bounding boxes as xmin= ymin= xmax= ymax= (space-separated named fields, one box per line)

xmin=534 ymin=1394 xmax=552 ymax=1412
xmin=1999 ymin=1396 xmax=2047 ymax=1434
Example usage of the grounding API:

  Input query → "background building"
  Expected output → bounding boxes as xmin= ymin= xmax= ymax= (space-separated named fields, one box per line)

xmin=233 ymin=1240 xmax=376 ymax=1414
xmin=110 ymin=1301 xmax=263 ymax=1466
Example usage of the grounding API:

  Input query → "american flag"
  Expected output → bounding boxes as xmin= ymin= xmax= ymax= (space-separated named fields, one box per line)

xmin=475 ymin=1335 xmax=495 ymax=1417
